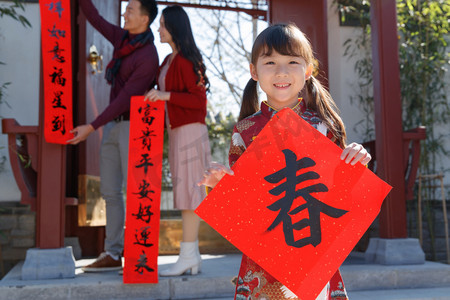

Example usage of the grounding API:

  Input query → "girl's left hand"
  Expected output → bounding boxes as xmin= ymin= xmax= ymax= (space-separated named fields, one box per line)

xmin=340 ymin=142 xmax=372 ymax=166
xmin=144 ymin=89 xmax=170 ymax=102
xmin=197 ymin=162 xmax=234 ymax=189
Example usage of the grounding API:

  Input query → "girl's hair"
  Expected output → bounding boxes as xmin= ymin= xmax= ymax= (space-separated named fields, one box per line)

xmin=162 ymin=5 xmax=210 ymax=92
xmin=239 ymin=23 xmax=346 ymax=147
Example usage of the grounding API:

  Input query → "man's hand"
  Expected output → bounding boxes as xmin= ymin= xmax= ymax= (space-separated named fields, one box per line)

xmin=67 ymin=124 xmax=95 ymax=145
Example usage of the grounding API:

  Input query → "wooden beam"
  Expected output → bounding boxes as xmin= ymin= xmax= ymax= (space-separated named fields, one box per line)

xmin=36 ymin=54 xmax=66 ymax=248
xmin=370 ymin=0 xmax=407 ymax=238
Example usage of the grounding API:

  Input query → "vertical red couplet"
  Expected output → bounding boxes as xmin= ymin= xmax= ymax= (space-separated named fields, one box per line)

xmin=124 ymin=96 xmax=164 ymax=283
xmin=40 ymin=0 xmax=74 ymax=144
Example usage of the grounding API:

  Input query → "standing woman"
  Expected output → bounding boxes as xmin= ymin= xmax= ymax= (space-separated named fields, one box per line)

xmin=145 ymin=5 xmax=211 ymax=276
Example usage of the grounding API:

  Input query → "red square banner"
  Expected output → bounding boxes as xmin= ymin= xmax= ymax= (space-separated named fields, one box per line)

xmin=196 ymin=108 xmax=391 ymax=299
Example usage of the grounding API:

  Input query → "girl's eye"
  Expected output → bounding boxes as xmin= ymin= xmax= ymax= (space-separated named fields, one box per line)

xmin=289 ymin=61 xmax=299 ymax=64
xmin=265 ymin=61 xmax=275 ymax=65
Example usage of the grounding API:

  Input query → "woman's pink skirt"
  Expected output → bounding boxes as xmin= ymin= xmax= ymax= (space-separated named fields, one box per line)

xmin=168 ymin=122 xmax=211 ymax=210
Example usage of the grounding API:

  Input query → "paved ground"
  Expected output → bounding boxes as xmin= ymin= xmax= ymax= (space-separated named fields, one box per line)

xmin=1 ymin=252 xmax=450 ymax=299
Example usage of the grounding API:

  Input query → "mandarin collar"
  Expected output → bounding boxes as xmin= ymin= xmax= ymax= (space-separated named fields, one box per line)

xmin=260 ymin=99 xmax=306 ymax=119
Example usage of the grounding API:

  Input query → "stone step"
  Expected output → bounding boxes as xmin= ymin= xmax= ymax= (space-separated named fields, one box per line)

xmin=341 ymin=260 xmax=450 ymax=291
xmin=1 ymin=253 xmax=450 ymax=300
xmin=347 ymin=287 xmax=450 ymax=300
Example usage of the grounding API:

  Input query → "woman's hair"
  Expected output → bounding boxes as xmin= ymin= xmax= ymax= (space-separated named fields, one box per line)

xmin=162 ymin=5 xmax=210 ymax=92
xmin=239 ymin=23 xmax=346 ymax=147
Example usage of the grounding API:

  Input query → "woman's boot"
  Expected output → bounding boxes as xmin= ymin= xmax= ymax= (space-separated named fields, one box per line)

xmin=160 ymin=241 xmax=201 ymax=276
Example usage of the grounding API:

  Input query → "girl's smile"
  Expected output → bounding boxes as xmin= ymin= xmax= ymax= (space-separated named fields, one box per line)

xmin=274 ymin=83 xmax=291 ymax=88
xmin=250 ymin=51 xmax=313 ymax=110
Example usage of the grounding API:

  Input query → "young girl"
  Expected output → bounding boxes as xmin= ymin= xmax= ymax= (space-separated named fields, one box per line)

xmin=198 ymin=24 xmax=371 ymax=299
xmin=145 ymin=5 xmax=211 ymax=276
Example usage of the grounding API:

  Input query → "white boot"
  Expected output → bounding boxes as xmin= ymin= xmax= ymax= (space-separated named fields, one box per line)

xmin=195 ymin=240 xmax=202 ymax=272
xmin=160 ymin=241 xmax=201 ymax=276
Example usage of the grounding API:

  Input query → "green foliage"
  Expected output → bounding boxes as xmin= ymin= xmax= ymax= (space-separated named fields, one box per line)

xmin=206 ymin=112 xmax=236 ymax=159
xmin=0 ymin=0 xmax=32 ymax=171
xmin=337 ymin=0 xmax=449 ymax=260
xmin=0 ymin=81 xmax=11 ymax=107
xmin=337 ymin=0 xmax=450 ymax=177
xmin=397 ymin=2 xmax=449 ymax=260
xmin=340 ymin=3 xmax=374 ymax=141
xmin=0 ymin=0 xmax=31 ymax=28
xmin=0 ymin=0 xmax=31 ymax=107
xmin=160 ymin=113 xmax=236 ymax=189
xmin=337 ymin=0 xmax=371 ymax=27
xmin=397 ymin=0 xmax=450 ymax=177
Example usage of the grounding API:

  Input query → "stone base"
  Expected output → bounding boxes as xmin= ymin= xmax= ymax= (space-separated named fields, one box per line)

xmin=365 ymin=238 xmax=425 ymax=265
xmin=64 ymin=237 xmax=82 ymax=260
xmin=21 ymin=247 xmax=75 ymax=280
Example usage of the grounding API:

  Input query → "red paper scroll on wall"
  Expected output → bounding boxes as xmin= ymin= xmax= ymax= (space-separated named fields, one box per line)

xmin=124 ymin=96 xmax=164 ymax=284
xmin=196 ymin=108 xmax=392 ymax=299
xmin=40 ymin=0 xmax=74 ymax=144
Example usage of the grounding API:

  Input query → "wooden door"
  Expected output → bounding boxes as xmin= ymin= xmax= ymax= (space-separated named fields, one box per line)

xmin=269 ymin=0 xmax=329 ymax=85
xmin=66 ymin=0 xmax=119 ymax=257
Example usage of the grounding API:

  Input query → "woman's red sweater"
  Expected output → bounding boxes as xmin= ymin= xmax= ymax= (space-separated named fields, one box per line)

xmin=160 ymin=53 xmax=207 ymax=129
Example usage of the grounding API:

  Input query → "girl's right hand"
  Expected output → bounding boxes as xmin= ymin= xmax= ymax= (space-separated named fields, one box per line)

xmin=197 ymin=162 xmax=234 ymax=188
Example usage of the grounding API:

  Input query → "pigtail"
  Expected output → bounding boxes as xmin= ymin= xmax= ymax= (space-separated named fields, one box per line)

xmin=238 ymin=78 xmax=259 ymax=121
xmin=306 ymin=76 xmax=347 ymax=148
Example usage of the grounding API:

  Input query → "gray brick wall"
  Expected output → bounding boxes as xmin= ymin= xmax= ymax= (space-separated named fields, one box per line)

xmin=0 ymin=202 xmax=35 ymax=278
xmin=407 ymin=199 xmax=450 ymax=263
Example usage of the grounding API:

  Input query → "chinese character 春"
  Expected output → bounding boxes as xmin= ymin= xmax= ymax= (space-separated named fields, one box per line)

xmin=264 ymin=149 xmax=348 ymax=248
xmin=134 ymin=250 xmax=154 ymax=274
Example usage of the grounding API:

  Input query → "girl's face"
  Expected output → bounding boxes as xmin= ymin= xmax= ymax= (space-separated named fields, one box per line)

xmin=250 ymin=50 xmax=313 ymax=110
xmin=158 ymin=15 xmax=173 ymax=45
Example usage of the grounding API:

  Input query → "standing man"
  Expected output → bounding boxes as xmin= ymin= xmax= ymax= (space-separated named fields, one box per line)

xmin=68 ymin=0 xmax=159 ymax=272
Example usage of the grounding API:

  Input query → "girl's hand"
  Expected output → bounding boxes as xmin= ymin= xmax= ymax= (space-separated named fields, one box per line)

xmin=197 ymin=162 xmax=234 ymax=188
xmin=144 ymin=89 xmax=170 ymax=102
xmin=340 ymin=142 xmax=372 ymax=166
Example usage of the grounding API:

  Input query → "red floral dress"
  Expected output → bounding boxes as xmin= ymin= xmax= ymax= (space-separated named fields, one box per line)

xmin=229 ymin=100 xmax=348 ymax=300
